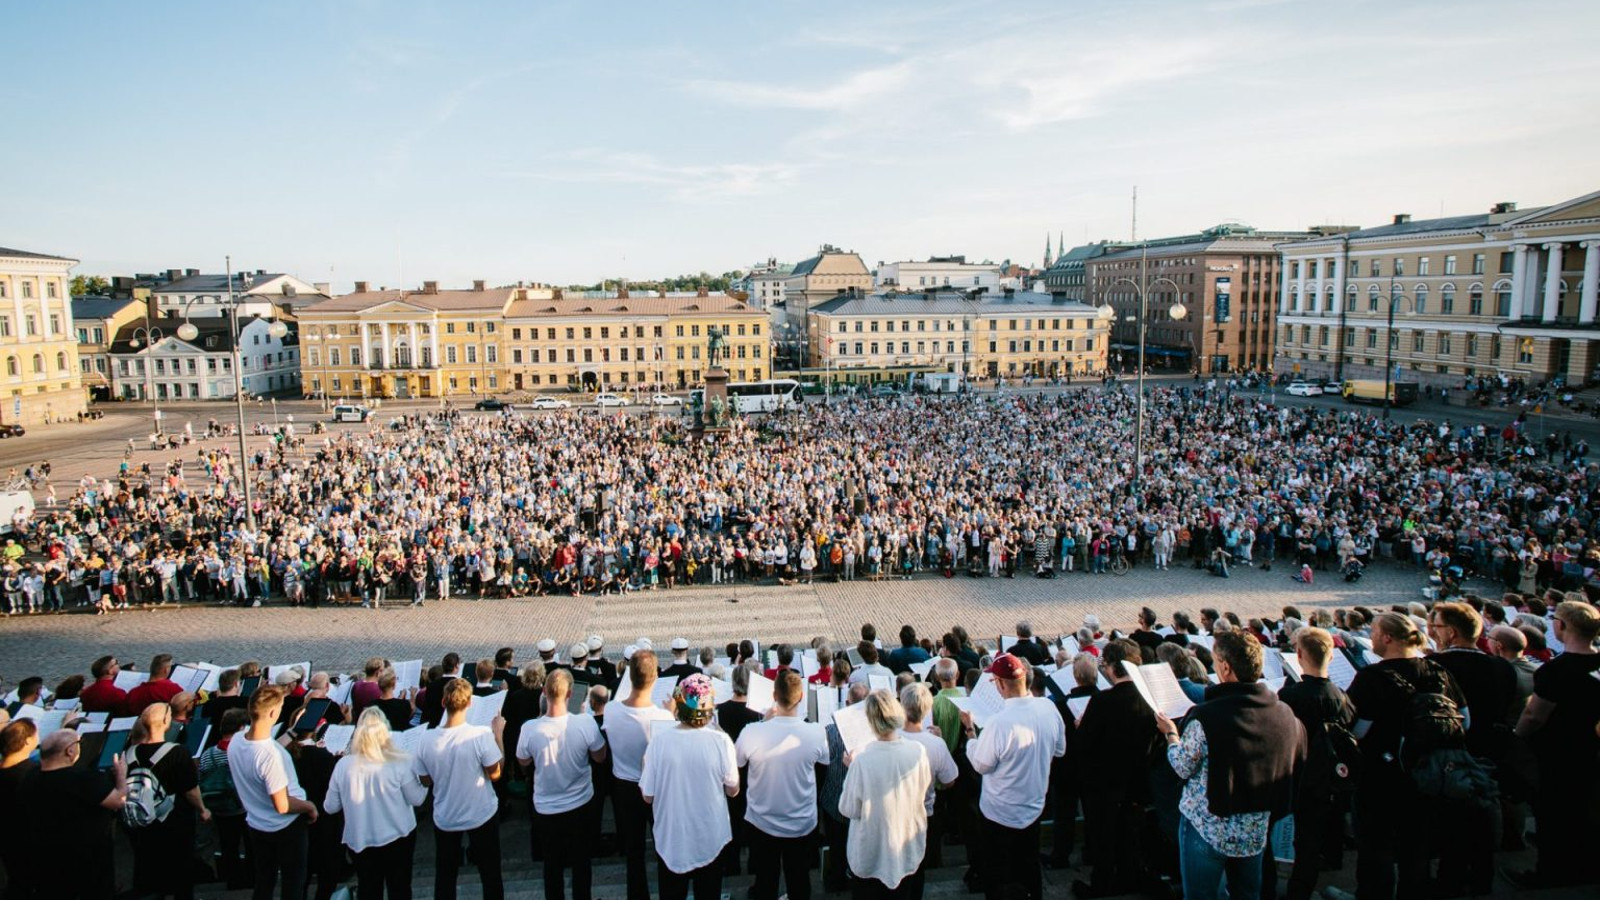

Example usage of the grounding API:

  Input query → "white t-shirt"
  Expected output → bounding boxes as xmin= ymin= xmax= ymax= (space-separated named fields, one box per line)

xmin=639 ymin=723 xmax=739 ymax=874
xmin=324 ymin=755 xmax=429 ymax=852
xmin=227 ymin=733 xmax=306 ymax=833
xmin=516 ymin=713 xmax=605 ymax=815
xmin=735 ymin=715 xmax=828 ymax=838
xmin=901 ymin=729 xmax=959 ymax=816
xmin=412 ymin=723 xmax=502 ymax=832
xmin=967 ymin=695 xmax=1065 ymax=829
xmin=604 ymin=701 xmax=674 ymax=784
xmin=838 ymin=737 xmax=931 ymax=889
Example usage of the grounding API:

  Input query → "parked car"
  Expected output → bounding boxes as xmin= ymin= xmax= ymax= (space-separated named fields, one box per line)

xmin=1321 ymin=380 xmax=1343 ymax=393
xmin=528 ymin=396 xmax=572 ymax=410
xmin=331 ymin=404 xmax=371 ymax=422
xmin=0 ymin=424 xmax=24 ymax=438
xmin=594 ymin=392 xmax=629 ymax=408
xmin=870 ymin=385 xmax=901 ymax=398
xmin=1286 ymin=381 xmax=1322 ymax=397
xmin=473 ymin=398 xmax=510 ymax=411
xmin=649 ymin=394 xmax=683 ymax=406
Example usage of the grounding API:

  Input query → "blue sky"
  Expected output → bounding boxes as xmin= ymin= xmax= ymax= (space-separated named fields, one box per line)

xmin=4 ymin=0 xmax=1597 ymax=289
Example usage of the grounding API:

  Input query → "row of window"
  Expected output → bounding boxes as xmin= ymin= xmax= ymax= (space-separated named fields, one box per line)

xmin=2 ymin=353 xmax=68 ymax=376
xmin=0 ymin=312 xmax=64 ymax=338
xmin=1285 ymin=325 xmax=1535 ymax=362
xmin=1291 ymin=284 xmax=1511 ymax=317
xmin=831 ymin=317 xmax=1094 ymax=334
xmin=314 ymin=321 xmax=764 ymax=341
xmin=1292 ymin=253 xmax=1499 ymax=280
xmin=310 ymin=342 xmax=764 ymax=367
xmin=832 ymin=338 xmax=1097 ymax=357
xmin=0 ymin=280 xmax=61 ymax=300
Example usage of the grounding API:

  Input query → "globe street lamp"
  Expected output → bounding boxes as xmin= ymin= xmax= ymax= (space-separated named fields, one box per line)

xmin=1109 ymin=267 xmax=1189 ymax=491
xmin=126 ymin=316 xmax=166 ymax=436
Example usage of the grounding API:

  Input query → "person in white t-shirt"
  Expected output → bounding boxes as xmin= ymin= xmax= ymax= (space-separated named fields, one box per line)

xmin=516 ymin=669 xmax=607 ymax=900
xmin=959 ymin=653 xmax=1066 ymax=900
xmin=735 ymin=670 xmax=828 ymax=900
xmin=898 ymin=681 xmax=959 ymax=867
xmin=227 ymin=684 xmax=318 ymax=900
xmin=839 ymin=688 xmax=933 ymax=897
xmin=412 ymin=678 xmax=505 ymax=900
xmin=603 ymin=649 xmax=675 ymax=900
xmin=640 ymin=673 xmax=740 ymax=900
xmin=323 ymin=707 xmax=428 ymax=899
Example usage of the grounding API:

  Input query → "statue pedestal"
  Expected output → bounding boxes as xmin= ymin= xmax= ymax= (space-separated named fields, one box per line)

xmin=691 ymin=367 xmax=732 ymax=440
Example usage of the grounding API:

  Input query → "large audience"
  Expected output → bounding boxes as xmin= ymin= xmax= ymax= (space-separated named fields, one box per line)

xmin=1 ymin=588 xmax=1597 ymax=900
xmin=3 ymin=385 xmax=1598 ymax=615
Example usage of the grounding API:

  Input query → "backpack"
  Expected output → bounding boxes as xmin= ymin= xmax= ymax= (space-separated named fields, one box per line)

xmin=121 ymin=743 xmax=177 ymax=828
xmin=1385 ymin=661 xmax=1499 ymax=811
xmin=1324 ymin=719 xmax=1363 ymax=794
xmin=197 ymin=747 xmax=245 ymax=818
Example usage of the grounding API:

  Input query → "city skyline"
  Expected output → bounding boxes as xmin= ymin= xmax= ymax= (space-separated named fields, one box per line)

xmin=3 ymin=0 xmax=1597 ymax=289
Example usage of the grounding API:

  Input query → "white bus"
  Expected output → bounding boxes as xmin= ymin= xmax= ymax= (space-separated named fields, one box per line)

xmin=690 ymin=379 xmax=803 ymax=414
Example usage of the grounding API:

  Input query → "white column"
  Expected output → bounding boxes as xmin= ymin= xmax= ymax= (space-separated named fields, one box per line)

xmin=1508 ymin=244 xmax=1530 ymax=319
xmin=360 ymin=323 xmax=371 ymax=369
xmin=1330 ymin=255 xmax=1345 ymax=316
xmin=429 ymin=320 xmax=440 ymax=368
xmin=407 ymin=322 xmax=419 ymax=365
xmin=1278 ymin=256 xmax=1292 ymax=314
xmin=381 ymin=322 xmax=393 ymax=368
xmin=1542 ymin=242 xmax=1565 ymax=322
xmin=1295 ymin=259 xmax=1307 ymax=313
xmin=1580 ymin=240 xmax=1600 ymax=325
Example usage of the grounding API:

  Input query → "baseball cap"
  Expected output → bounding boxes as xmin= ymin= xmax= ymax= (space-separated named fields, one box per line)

xmin=985 ymin=653 xmax=1028 ymax=681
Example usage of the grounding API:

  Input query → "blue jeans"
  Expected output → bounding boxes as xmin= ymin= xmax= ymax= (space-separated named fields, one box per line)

xmin=1179 ymin=815 xmax=1264 ymax=900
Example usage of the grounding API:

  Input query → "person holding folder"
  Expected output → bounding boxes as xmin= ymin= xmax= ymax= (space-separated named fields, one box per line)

xmin=1073 ymin=639 xmax=1159 ymax=898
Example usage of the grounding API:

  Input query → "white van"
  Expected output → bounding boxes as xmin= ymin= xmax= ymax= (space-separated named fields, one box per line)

xmin=0 ymin=491 xmax=35 ymax=535
xmin=331 ymin=404 xmax=370 ymax=423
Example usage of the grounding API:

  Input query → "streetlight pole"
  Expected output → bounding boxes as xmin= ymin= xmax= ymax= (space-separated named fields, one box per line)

xmin=1112 ymin=256 xmax=1188 ymax=491
xmin=1383 ymin=275 xmax=1401 ymax=420
xmin=129 ymin=312 xmax=165 ymax=437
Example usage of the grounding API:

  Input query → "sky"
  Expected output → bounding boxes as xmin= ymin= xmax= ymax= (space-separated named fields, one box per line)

xmin=4 ymin=0 xmax=1598 ymax=290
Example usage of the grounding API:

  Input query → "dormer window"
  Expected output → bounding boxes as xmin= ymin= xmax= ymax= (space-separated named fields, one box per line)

xmin=205 ymin=336 xmax=218 ymax=349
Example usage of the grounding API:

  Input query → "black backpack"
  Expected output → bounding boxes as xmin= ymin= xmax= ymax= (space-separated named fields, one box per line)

xmin=1385 ymin=660 xmax=1499 ymax=811
xmin=1323 ymin=719 xmax=1362 ymax=794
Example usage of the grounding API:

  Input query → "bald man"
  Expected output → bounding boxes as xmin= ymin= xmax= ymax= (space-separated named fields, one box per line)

xmin=21 ymin=731 xmax=127 ymax=897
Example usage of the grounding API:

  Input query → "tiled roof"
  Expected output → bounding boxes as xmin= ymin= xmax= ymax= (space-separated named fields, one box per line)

xmin=152 ymin=273 xmax=287 ymax=294
xmin=0 ymin=247 xmax=75 ymax=262
xmin=301 ymin=288 xmax=515 ymax=314
xmin=811 ymin=290 xmax=1099 ymax=317
xmin=504 ymin=294 xmax=757 ymax=318
xmin=71 ymin=296 xmax=141 ymax=321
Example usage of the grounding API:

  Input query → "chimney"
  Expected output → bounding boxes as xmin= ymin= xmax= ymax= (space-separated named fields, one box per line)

xmin=618 ymin=286 xmax=629 ymax=299
xmin=696 ymin=284 xmax=708 ymax=297
xmin=515 ymin=288 xmax=528 ymax=301
xmin=1393 ymin=214 xmax=1412 ymax=225
xmin=553 ymin=287 xmax=564 ymax=300
xmin=145 ymin=292 xmax=161 ymax=324
xmin=185 ymin=269 xmax=199 ymax=277
xmin=353 ymin=281 xmax=369 ymax=294
xmin=166 ymin=268 xmax=183 ymax=282
xmin=313 ymin=282 xmax=330 ymax=296
xmin=1491 ymin=201 xmax=1518 ymax=214
xmin=473 ymin=279 xmax=485 ymax=292
xmin=422 ymin=280 xmax=438 ymax=295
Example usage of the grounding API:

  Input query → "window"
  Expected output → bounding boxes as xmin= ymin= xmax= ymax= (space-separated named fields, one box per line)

xmin=1469 ymin=287 xmax=1483 ymax=316
xmin=1495 ymin=284 xmax=1512 ymax=317
xmin=350 ymin=347 xmax=362 ymax=366
xmin=1418 ymin=257 xmax=1430 ymax=276
xmin=329 ymin=348 xmax=341 ymax=366
xmin=486 ymin=346 xmax=497 ymax=363
xmin=47 ymin=282 xmax=57 ymax=299
xmin=1438 ymin=334 xmax=1451 ymax=356
xmin=1344 ymin=330 xmax=1356 ymax=347
xmin=24 ymin=315 xmax=35 ymax=337
xmin=48 ymin=314 xmax=59 ymax=335
xmin=485 ymin=322 xmax=496 ymax=334
xmin=1472 ymin=254 xmax=1485 ymax=275
xmin=583 ymin=327 xmax=592 ymax=340
xmin=446 ymin=323 xmax=456 ymax=334
xmin=547 ymin=349 xmax=556 ymax=363
xmin=1444 ymin=256 xmax=1457 ymax=275
xmin=1319 ymin=326 xmax=1329 ymax=347
xmin=1499 ymin=252 xmax=1514 ymax=273
xmin=1368 ymin=285 xmax=1380 ymax=312
xmin=1518 ymin=338 xmax=1534 ymax=364
xmin=1393 ymin=258 xmax=1405 ymax=277
xmin=446 ymin=346 xmax=458 ymax=364
xmin=1414 ymin=285 xmax=1428 ymax=315
xmin=1370 ymin=259 xmax=1381 ymax=277
xmin=5 ymin=358 xmax=15 ymax=377
xmin=1466 ymin=335 xmax=1478 ymax=357
xmin=1412 ymin=333 xmax=1425 ymax=353
xmin=1440 ymin=286 xmax=1454 ymax=314
xmin=512 ymin=328 xmax=522 ymax=340
xmin=20 ymin=282 xmax=32 ymax=299
xmin=31 ymin=354 xmax=43 ymax=374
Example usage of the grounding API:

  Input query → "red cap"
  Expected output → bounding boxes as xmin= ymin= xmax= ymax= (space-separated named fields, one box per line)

xmin=985 ymin=653 xmax=1027 ymax=680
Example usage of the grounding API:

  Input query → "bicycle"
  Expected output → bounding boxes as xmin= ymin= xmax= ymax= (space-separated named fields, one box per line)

xmin=1110 ymin=555 xmax=1130 ymax=576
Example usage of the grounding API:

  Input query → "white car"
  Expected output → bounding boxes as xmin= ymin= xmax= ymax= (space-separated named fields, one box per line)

xmin=1286 ymin=381 xmax=1323 ymax=397
xmin=528 ymin=396 xmax=572 ymax=410
xmin=649 ymin=394 xmax=683 ymax=406
xmin=594 ymin=392 xmax=629 ymax=408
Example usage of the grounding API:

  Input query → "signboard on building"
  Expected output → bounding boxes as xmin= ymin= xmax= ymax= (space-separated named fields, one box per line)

xmin=1214 ymin=277 xmax=1233 ymax=324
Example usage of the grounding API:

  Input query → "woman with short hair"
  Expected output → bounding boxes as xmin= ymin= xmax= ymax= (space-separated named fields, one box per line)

xmin=324 ymin=707 xmax=428 ymax=899
xmin=838 ymin=689 xmax=933 ymax=898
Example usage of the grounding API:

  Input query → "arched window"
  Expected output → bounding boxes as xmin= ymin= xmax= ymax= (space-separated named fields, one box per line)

xmin=1368 ymin=284 xmax=1381 ymax=311
xmin=4 ymin=357 xmax=15 ymax=377
xmin=55 ymin=351 xmax=67 ymax=372
xmin=1346 ymin=282 xmax=1358 ymax=311
xmin=1414 ymin=284 xmax=1429 ymax=315
xmin=31 ymin=354 xmax=44 ymax=374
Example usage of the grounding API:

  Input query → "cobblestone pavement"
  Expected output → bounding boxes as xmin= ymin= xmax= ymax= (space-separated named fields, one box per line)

xmin=0 ymin=554 xmax=1454 ymax=685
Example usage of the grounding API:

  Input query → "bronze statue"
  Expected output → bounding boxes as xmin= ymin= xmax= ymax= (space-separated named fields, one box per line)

xmin=707 ymin=326 xmax=728 ymax=370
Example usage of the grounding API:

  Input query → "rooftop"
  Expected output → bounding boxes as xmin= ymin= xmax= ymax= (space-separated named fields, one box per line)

xmin=811 ymin=289 xmax=1100 ymax=317
xmin=303 ymin=287 xmax=516 ymax=315
xmin=506 ymin=293 xmax=758 ymax=318
xmin=0 ymin=246 xmax=75 ymax=263
xmin=71 ymin=296 xmax=142 ymax=321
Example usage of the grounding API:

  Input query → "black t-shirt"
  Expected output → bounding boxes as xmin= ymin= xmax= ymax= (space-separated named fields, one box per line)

xmin=716 ymin=700 xmax=761 ymax=743
xmin=1531 ymin=651 xmax=1600 ymax=763
xmin=23 ymin=767 xmax=117 ymax=855
xmin=0 ymin=761 xmax=39 ymax=844
xmin=201 ymin=694 xmax=247 ymax=725
xmin=376 ymin=697 xmax=414 ymax=732
xmin=1347 ymin=657 xmax=1467 ymax=764
xmin=1431 ymin=648 xmax=1516 ymax=758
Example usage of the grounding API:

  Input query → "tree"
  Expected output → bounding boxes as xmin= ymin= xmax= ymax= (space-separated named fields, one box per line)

xmin=70 ymin=274 xmax=111 ymax=296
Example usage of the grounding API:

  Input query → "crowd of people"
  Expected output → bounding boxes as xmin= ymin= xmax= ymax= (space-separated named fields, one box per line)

xmin=4 ymin=384 xmax=1600 ymax=616
xmin=2 ymin=585 xmax=1597 ymax=900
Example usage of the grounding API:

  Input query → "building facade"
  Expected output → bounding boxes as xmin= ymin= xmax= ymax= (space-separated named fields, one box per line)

xmin=1042 ymin=242 xmax=1130 ymax=302
xmin=1088 ymin=224 xmax=1321 ymax=374
xmin=145 ymin=268 xmax=327 ymax=320
xmin=72 ymin=296 xmax=143 ymax=401
xmin=807 ymin=289 xmax=1109 ymax=381
xmin=874 ymin=257 xmax=1002 ymax=292
xmin=777 ymin=245 xmax=873 ymax=330
xmin=1275 ymin=190 xmax=1600 ymax=387
xmin=108 ymin=313 xmax=299 ymax=401
xmin=0 ymin=247 xmax=87 ymax=425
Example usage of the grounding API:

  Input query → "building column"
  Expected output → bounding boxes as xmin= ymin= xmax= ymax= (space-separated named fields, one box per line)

xmin=1295 ymin=260 xmax=1307 ymax=313
xmin=1330 ymin=255 xmax=1345 ymax=316
xmin=1543 ymin=242 xmax=1565 ymax=322
xmin=381 ymin=322 xmax=393 ymax=368
xmin=1278 ymin=258 xmax=1292 ymax=314
xmin=429 ymin=321 xmax=440 ymax=369
xmin=360 ymin=323 xmax=372 ymax=370
xmin=1580 ymin=240 xmax=1600 ymax=325
xmin=407 ymin=322 xmax=419 ymax=364
xmin=1508 ymin=244 xmax=1530 ymax=319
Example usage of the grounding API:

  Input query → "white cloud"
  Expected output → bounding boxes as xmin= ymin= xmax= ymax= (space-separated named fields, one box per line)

xmin=684 ymin=62 xmax=915 ymax=113
xmin=503 ymin=150 xmax=807 ymax=203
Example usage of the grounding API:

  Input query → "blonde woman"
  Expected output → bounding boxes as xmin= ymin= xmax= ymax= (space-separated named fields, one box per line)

xmin=324 ymin=707 xmax=428 ymax=899
xmin=838 ymin=689 xmax=933 ymax=898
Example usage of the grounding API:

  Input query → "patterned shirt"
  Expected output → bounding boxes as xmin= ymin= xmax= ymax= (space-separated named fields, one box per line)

xmin=1166 ymin=718 xmax=1270 ymax=857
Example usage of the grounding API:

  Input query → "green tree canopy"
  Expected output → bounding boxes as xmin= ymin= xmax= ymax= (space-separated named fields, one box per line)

xmin=70 ymin=274 xmax=111 ymax=296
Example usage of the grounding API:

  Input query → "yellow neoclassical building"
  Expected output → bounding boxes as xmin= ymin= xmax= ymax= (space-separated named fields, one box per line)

xmin=298 ymin=282 xmax=769 ymax=399
xmin=0 ymin=247 xmax=87 ymax=424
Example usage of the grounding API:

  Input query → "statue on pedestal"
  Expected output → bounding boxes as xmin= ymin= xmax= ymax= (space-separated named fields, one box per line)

xmin=707 ymin=326 xmax=728 ymax=370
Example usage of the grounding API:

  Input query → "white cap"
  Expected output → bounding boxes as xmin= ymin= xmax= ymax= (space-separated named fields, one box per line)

xmin=586 ymin=634 xmax=604 ymax=652
xmin=622 ymin=644 xmax=638 ymax=661
xmin=569 ymin=642 xmax=589 ymax=661
xmin=1083 ymin=614 xmax=1101 ymax=630
xmin=536 ymin=639 xmax=556 ymax=654
xmin=670 ymin=637 xmax=690 ymax=651
xmin=636 ymin=637 xmax=654 ymax=650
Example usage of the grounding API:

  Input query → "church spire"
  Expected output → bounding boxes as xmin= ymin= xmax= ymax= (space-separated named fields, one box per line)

xmin=1043 ymin=233 xmax=1053 ymax=268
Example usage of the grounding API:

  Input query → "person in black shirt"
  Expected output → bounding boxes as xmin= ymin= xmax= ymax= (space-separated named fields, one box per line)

xmin=1275 ymin=627 xmax=1355 ymax=900
xmin=661 ymin=637 xmax=703 ymax=681
xmin=716 ymin=663 xmax=761 ymax=876
xmin=0 ymin=720 xmax=41 ymax=898
xmin=201 ymin=668 xmax=248 ymax=739
xmin=1006 ymin=620 xmax=1052 ymax=667
xmin=1344 ymin=612 xmax=1467 ymax=900
xmin=1074 ymin=638 xmax=1159 ymax=898
xmin=492 ymin=646 xmax=519 ymax=689
xmin=1129 ymin=607 xmax=1166 ymax=659
xmin=1509 ymin=599 xmax=1600 ymax=889
xmin=22 ymin=731 xmax=127 ymax=900
xmin=126 ymin=703 xmax=208 ymax=900
xmin=1425 ymin=602 xmax=1515 ymax=896
xmin=1043 ymin=652 xmax=1100 ymax=870
xmin=374 ymin=670 xmax=416 ymax=732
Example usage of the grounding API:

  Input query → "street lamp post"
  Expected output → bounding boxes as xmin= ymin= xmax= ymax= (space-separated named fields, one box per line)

xmin=127 ymin=313 xmax=166 ymax=436
xmin=1111 ymin=247 xmax=1189 ymax=491
xmin=177 ymin=256 xmax=287 ymax=533
xmin=1382 ymin=275 xmax=1408 ymax=420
